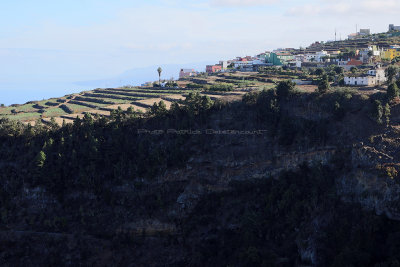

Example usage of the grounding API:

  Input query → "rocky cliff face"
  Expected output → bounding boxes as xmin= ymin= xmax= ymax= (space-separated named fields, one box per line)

xmin=337 ymin=130 xmax=400 ymax=221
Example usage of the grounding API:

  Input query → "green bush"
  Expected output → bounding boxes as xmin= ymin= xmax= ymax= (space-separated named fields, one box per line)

xmin=186 ymin=83 xmax=203 ymax=89
xmin=208 ymin=83 xmax=234 ymax=92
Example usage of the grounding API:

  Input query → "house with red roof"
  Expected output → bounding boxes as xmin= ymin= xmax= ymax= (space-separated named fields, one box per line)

xmin=343 ymin=59 xmax=363 ymax=70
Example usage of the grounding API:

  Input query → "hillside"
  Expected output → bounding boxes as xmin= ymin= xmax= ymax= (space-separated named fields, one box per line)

xmin=306 ymin=31 xmax=400 ymax=52
xmin=0 ymin=68 xmax=362 ymax=126
xmin=0 ymin=72 xmax=269 ymax=126
xmin=2 ymin=81 xmax=400 ymax=266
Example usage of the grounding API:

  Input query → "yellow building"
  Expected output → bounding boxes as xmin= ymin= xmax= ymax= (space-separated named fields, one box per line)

xmin=382 ymin=48 xmax=400 ymax=60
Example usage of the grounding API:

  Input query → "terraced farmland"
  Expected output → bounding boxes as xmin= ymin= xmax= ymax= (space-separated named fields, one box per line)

xmin=0 ymin=86 xmax=199 ymax=125
xmin=0 ymin=74 xmax=273 ymax=125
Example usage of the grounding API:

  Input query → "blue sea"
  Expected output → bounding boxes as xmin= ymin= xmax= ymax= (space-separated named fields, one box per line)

xmin=0 ymin=81 xmax=94 ymax=106
xmin=0 ymin=61 xmax=212 ymax=106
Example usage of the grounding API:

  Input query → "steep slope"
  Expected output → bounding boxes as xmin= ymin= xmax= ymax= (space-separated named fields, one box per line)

xmin=1 ymin=88 xmax=400 ymax=266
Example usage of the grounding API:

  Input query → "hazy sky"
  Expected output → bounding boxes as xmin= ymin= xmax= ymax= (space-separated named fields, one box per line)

xmin=1 ymin=0 xmax=400 ymax=103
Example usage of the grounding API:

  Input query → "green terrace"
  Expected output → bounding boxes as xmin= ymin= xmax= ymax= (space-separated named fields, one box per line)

xmin=95 ymin=88 xmax=195 ymax=95
xmin=4 ymin=112 xmax=42 ymax=121
xmin=79 ymin=93 xmax=145 ymax=102
xmin=0 ymin=74 xmax=278 ymax=124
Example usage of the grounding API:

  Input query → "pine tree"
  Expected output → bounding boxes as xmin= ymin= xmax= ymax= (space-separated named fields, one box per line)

xmin=318 ymin=75 xmax=330 ymax=94
xmin=35 ymin=150 xmax=46 ymax=168
xmin=385 ymin=66 xmax=398 ymax=84
xmin=372 ymin=100 xmax=383 ymax=124
xmin=276 ymin=80 xmax=296 ymax=100
xmin=201 ymin=96 xmax=213 ymax=110
xmin=387 ymin=83 xmax=399 ymax=101
xmin=384 ymin=103 xmax=391 ymax=126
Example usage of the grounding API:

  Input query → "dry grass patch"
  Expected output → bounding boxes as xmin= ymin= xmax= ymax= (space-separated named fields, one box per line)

xmin=61 ymin=114 xmax=86 ymax=120
xmin=106 ymin=104 xmax=136 ymax=110
xmin=22 ymin=120 xmax=37 ymax=126
xmin=297 ymin=85 xmax=317 ymax=92
xmin=162 ymin=94 xmax=186 ymax=101
xmin=105 ymin=104 xmax=148 ymax=112
xmin=136 ymin=98 xmax=173 ymax=108
xmin=87 ymin=110 xmax=111 ymax=116
xmin=43 ymin=117 xmax=74 ymax=126
xmin=201 ymin=94 xmax=225 ymax=99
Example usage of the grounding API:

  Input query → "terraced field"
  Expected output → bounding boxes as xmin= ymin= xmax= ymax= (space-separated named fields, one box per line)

xmin=0 ymin=86 xmax=202 ymax=125
xmin=0 ymin=74 xmax=276 ymax=125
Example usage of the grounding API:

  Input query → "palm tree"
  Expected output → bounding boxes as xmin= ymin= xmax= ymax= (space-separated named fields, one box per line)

xmin=157 ymin=67 xmax=162 ymax=86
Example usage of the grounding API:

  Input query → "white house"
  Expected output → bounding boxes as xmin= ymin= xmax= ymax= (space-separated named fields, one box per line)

xmin=232 ymin=58 xmax=265 ymax=69
xmin=287 ymin=58 xmax=302 ymax=68
xmin=368 ymin=68 xmax=386 ymax=84
xmin=305 ymin=51 xmax=330 ymax=63
xmin=389 ymin=24 xmax=400 ymax=31
xmin=344 ymin=67 xmax=387 ymax=86
xmin=233 ymin=60 xmax=252 ymax=69
xmin=344 ymin=75 xmax=376 ymax=86
xmin=219 ymin=61 xmax=228 ymax=69
xmin=368 ymin=46 xmax=381 ymax=57
xmin=305 ymin=53 xmax=316 ymax=62
xmin=293 ymin=55 xmax=305 ymax=67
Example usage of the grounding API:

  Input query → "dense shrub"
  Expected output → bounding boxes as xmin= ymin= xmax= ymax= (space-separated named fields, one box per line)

xmin=276 ymin=80 xmax=296 ymax=100
xmin=318 ymin=74 xmax=330 ymax=94
xmin=60 ymin=104 xmax=74 ymax=114
xmin=208 ymin=83 xmax=234 ymax=92
xmin=186 ymin=83 xmax=203 ymax=89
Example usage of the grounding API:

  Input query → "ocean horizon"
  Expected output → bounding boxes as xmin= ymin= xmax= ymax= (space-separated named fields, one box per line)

xmin=0 ymin=81 xmax=97 ymax=106
xmin=0 ymin=62 xmax=211 ymax=106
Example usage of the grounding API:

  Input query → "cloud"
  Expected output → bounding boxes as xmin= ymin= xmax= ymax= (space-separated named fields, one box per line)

xmin=0 ymin=5 xmax=280 ymax=79
xmin=360 ymin=0 xmax=400 ymax=14
xmin=286 ymin=4 xmax=320 ymax=16
xmin=210 ymin=0 xmax=277 ymax=7
xmin=2 ymin=0 xmax=399 ymax=90
xmin=287 ymin=0 xmax=400 ymax=16
xmin=286 ymin=2 xmax=352 ymax=16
